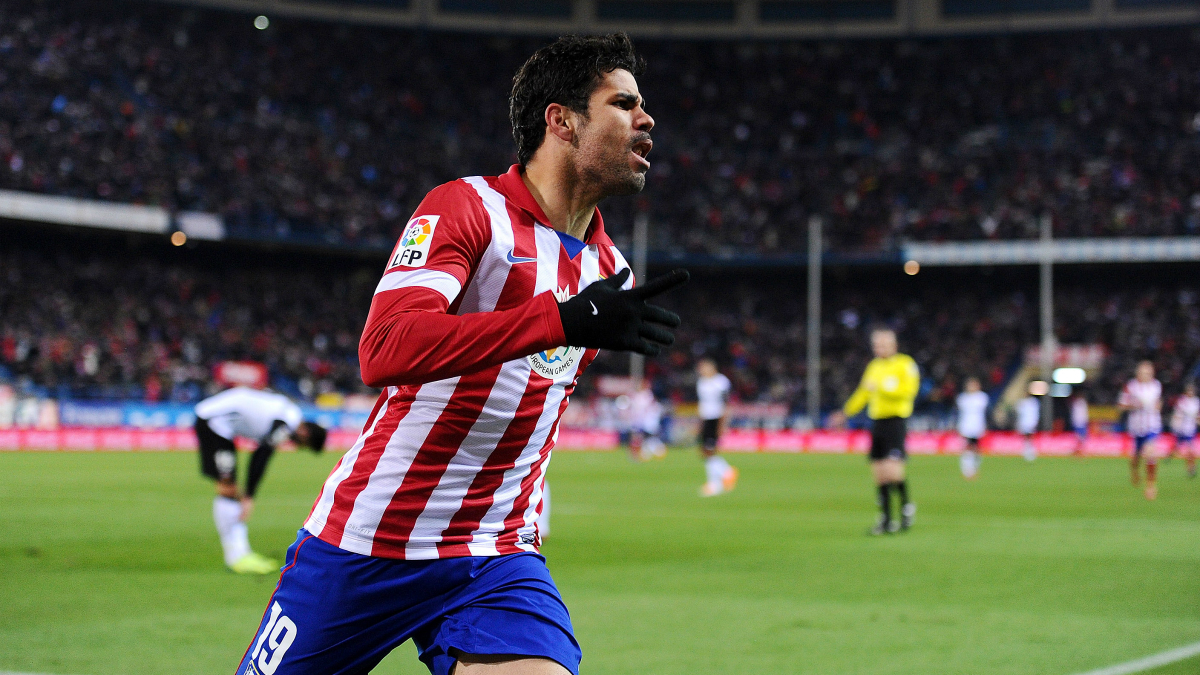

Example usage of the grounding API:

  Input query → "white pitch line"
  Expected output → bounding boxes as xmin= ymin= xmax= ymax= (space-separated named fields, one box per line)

xmin=1070 ymin=640 xmax=1200 ymax=675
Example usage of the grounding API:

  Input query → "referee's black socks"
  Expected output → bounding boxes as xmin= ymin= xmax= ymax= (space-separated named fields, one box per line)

xmin=877 ymin=484 xmax=892 ymax=523
xmin=894 ymin=480 xmax=910 ymax=506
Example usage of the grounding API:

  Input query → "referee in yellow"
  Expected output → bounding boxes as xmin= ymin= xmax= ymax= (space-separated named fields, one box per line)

xmin=835 ymin=327 xmax=920 ymax=535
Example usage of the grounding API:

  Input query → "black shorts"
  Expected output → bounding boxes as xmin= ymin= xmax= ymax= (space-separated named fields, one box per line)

xmin=700 ymin=418 xmax=720 ymax=451
xmin=196 ymin=418 xmax=237 ymax=483
xmin=869 ymin=417 xmax=907 ymax=461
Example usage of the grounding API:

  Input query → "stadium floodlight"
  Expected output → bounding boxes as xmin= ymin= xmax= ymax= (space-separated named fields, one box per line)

xmin=904 ymin=260 xmax=920 ymax=275
xmin=1028 ymin=380 xmax=1050 ymax=396
xmin=254 ymin=15 xmax=270 ymax=30
xmin=1053 ymin=367 xmax=1086 ymax=384
xmin=170 ymin=231 xmax=187 ymax=246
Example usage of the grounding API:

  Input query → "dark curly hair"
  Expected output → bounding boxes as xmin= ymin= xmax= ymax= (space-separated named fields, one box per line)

xmin=509 ymin=34 xmax=645 ymax=166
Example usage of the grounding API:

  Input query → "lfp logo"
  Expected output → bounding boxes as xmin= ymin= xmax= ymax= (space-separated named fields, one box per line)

xmin=389 ymin=215 xmax=440 ymax=268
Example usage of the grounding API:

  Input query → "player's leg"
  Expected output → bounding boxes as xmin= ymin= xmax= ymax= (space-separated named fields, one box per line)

xmin=1184 ymin=438 xmax=1197 ymax=477
xmin=196 ymin=420 xmax=255 ymax=570
xmin=1130 ymin=437 xmax=1144 ymax=485
xmin=960 ymin=437 xmax=979 ymax=479
xmin=869 ymin=460 xmax=893 ymax=535
xmin=699 ymin=419 xmax=735 ymax=496
xmin=1143 ymin=435 xmax=1159 ymax=500
xmin=453 ymin=656 xmax=571 ymax=674
xmin=237 ymin=531 xmax=482 ymax=675
xmin=1022 ymin=432 xmax=1037 ymax=462
xmin=414 ymin=553 xmax=581 ymax=675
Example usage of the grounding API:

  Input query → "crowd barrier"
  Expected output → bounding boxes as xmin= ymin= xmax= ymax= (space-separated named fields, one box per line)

xmin=0 ymin=427 xmax=1176 ymax=456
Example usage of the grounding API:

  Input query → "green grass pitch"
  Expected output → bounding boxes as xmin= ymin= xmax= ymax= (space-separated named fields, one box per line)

xmin=2 ymin=449 xmax=1199 ymax=675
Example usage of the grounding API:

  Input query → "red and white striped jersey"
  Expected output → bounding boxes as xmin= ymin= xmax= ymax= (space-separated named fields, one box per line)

xmin=304 ymin=165 xmax=632 ymax=560
xmin=1120 ymin=378 xmax=1162 ymax=437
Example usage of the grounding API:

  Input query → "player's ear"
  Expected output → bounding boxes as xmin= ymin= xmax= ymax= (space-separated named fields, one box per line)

xmin=544 ymin=103 xmax=575 ymax=144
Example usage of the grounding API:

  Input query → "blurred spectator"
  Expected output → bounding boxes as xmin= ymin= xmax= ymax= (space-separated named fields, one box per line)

xmin=4 ymin=0 xmax=1200 ymax=255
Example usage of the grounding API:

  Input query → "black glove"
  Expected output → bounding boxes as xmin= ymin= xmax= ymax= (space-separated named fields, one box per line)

xmin=558 ymin=268 xmax=689 ymax=356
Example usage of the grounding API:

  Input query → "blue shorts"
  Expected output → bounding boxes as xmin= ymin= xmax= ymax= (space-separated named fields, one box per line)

xmin=1133 ymin=433 xmax=1158 ymax=455
xmin=235 ymin=530 xmax=580 ymax=675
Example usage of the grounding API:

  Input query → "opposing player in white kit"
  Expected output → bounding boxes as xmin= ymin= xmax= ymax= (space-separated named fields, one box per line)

xmin=1169 ymin=382 xmax=1198 ymax=479
xmin=630 ymin=379 xmax=666 ymax=461
xmin=193 ymin=386 xmax=327 ymax=573
xmin=1015 ymin=392 xmax=1040 ymax=462
xmin=1070 ymin=391 xmax=1089 ymax=456
xmin=696 ymin=358 xmax=737 ymax=496
xmin=1119 ymin=360 xmax=1163 ymax=499
xmin=956 ymin=377 xmax=988 ymax=479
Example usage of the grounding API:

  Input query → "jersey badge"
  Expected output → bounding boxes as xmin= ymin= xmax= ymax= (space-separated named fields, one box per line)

xmin=389 ymin=216 xmax=440 ymax=269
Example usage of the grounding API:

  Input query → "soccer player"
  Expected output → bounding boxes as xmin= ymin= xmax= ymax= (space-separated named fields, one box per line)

xmin=1015 ymin=391 xmax=1040 ymax=462
xmin=1119 ymin=360 xmax=1163 ymax=499
xmin=1170 ymin=382 xmax=1199 ymax=478
xmin=696 ymin=358 xmax=737 ymax=496
xmin=838 ymin=328 xmax=920 ymax=535
xmin=193 ymin=386 xmax=327 ymax=574
xmin=1070 ymin=390 xmax=1089 ymax=456
xmin=236 ymin=34 xmax=688 ymax=675
xmin=956 ymin=377 xmax=988 ymax=479
xmin=631 ymin=378 xmax=666 ymax=461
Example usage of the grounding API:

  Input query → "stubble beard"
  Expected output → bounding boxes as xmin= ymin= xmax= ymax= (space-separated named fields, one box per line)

xmin=575 ymin=136 xmax=647 ymax=200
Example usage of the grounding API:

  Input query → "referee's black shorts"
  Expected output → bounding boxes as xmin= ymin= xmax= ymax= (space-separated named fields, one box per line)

xmin=195 ymin=418 xmax=237 ymax=483
xmin=869 ymin=416 xmax=907 ymax=461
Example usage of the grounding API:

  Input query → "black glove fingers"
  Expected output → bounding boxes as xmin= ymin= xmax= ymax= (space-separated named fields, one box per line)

xmin=604 ymin=267 xmax=632 ymax=289
xmin=641 ymin=304 xmax=681 ymax=328
xmin=638 ymin=323 xmax=675 ymax=346
xmin=634 ymin=341 xmax=662 ymax=357
xmin=629 ymin=268 xmax=690 ymax=299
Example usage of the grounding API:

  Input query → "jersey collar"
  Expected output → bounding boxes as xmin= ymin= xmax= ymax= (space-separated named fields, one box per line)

xmin=495 ymin=164 xmax=613 ymax=247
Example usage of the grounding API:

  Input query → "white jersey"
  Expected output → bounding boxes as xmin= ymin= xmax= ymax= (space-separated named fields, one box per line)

xmin=1071 ymin=397 xmax=1089 ymax=431
xmin=956 ymin=391 xmax=989 ymax=439
xmin=697 ymin=373 xmax=731 ymax=421
xmin=1119 ymin=379 xmax=1162 ymax=437
xmin=1171 ymin=395 xmax=1199 ymax=437
xmin=195 ymin=387 xmax=303 ymax=442
xmin=1015 ymin=397 xmax=1040 ymax=435
xmin=630 ymin=388 xmax=663 ymax=436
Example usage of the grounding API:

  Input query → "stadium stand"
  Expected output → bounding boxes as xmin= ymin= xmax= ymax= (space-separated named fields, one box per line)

xmin=4 ymin=0 xmax=1200 ymax=256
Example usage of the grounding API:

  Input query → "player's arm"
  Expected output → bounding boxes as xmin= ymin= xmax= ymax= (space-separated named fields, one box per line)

xmin=359 ymin=182 xmax=685 ymax=388
xmin=843 ymin=369 xmax=872 ymax=416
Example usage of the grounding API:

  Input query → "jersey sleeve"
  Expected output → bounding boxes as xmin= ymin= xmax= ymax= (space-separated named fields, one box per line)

xmin=843 ymin=366 xmax=872 ymax=416
xmin=359 ymin=180 xmax=567 ymax=388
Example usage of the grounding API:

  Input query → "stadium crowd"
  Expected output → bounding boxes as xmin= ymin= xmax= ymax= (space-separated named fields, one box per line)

xmin=4 ymin=0 xmax=1200 ymax=255
xmin=0 ymin=241 xmax=376 ymax=402
xmin=4 ymin=235 xmax=1199 ymax=417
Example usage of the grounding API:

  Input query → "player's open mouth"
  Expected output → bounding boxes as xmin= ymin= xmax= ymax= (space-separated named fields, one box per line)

xmin=631 ymin=139 xmax=652 ymax=169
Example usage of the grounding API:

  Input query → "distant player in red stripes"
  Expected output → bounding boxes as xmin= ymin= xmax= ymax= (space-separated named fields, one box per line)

xmin=236 ymin=34 xmax=688 ymax=675
xmin=1120 ymin=360 xmax=1163 ymax=500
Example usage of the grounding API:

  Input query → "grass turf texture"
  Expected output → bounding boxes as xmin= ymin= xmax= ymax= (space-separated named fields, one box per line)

xmin=1 ymin=450 xmax=1198 ymax=675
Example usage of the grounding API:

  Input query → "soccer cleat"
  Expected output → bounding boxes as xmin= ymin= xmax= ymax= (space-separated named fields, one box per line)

xmin=722 ymin=466 xmax=739 ymax=493
xmin=869 ymin=516 xmax=891 ymax=536
xmin=900 ymin=503 xmax=916 ymax=531
xmin=230 ymin=552 xmax=279 ymax=575
xmin=700 ymin=483 xmax=722 ymax=497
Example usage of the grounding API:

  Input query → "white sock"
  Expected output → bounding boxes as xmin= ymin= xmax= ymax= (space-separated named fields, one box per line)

xmin=536 ymin=483 xmax=550 ymax=539
xmin=213 ymin=496 xmax=250 ymax=566
xmin=705 ymin=456 xmax=728 ymax=491
xmin=960 ymin=453 xmax=973 ymax=477
xmin=1023 ymin=440 xmax=1037 ymax=462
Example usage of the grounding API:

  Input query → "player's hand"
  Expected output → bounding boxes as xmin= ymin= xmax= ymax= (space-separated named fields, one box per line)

xmin=826 ymin=411 xmax=847 ymax=429
xmin=239 ymin=497 xmax=255 ymax=522
xmin=558 ymin=268 xmax=689 ymax=357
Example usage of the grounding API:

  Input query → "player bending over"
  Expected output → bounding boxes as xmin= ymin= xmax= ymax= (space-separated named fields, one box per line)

xmin=236 ymin=34 xmax=688 ymax=675
xmin=193 ymin=386 xmax=326 ymax=574
xmin=1169 ymin=382 xmax=1199 ymax=478
xmin=1120 ymin=360 xmax=1163 ymax=500
xmin=696 ymin=358 xmax=737 ymax=496
xmin=956 ymin=377 xmax=988 ymax=479
xmin=836 ymin=328 xmax=920 ymax=535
